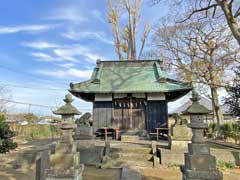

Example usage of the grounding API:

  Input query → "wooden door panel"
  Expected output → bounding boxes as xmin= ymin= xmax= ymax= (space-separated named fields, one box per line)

xmin=114 ymin=99 xmax=146 ymax=130
xmin=132 ymin=108 xmax=145 ymax=130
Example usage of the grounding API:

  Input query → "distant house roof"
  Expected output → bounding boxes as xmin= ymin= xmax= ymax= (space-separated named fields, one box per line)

xmin=69 ymin=60 xmax=192 ymax=102
xmin=169 ymin=93 xmax=232 ymax=115
xmin=183 ymin=92 xmax=212 ymax=114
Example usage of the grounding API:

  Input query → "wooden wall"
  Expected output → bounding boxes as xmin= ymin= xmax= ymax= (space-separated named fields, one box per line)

xmin=146 ymin=100 xmax=168 ymax=133
xmin=92 ymin=100 xmax=168 ymax=134
xmin=93 ymin=101 xmax=113 ymax=131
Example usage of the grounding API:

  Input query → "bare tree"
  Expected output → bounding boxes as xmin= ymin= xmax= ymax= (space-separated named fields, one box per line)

xmin=0 ymin=86 xmax=11 ymax=113
xmin=108 ymin=0 xmax=151 ymax=60
xmin=153 ymin=18 xmax=239 ymax=133
xmin=151 ymin=0 xmax=240 ymax=46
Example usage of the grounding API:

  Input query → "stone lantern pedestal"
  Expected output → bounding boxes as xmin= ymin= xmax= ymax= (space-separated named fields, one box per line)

xmin=181 ymin=91 xmax=222 ymax=180
xmin=169 ymin=115 xmax=192 ymax=150
xmin=44 ymin=94 xmax=84 ymax=180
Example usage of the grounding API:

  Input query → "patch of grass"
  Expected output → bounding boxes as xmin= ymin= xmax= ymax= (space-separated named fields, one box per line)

xmin=13 ymin=124 xmax=61 ymax=139
xmin=217 ymin=160 xmax=236 ymax=169
xmin=167 ymin=163 xmax=181 ymax=168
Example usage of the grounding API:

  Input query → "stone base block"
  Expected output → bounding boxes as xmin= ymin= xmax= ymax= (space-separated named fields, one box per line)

xmin=170 ymin=140 xmax=191 ymax=150
xmin=55 ymin=143 xmax=76 ymax=154
xmin=188 ymin=143 xmax=210 ymax=154
xmin=45 ymin=164 xmax=84 ymax=180
xmin=73 ymin=135 xmax=94 ymax=140
xmin=76 ymin=139 xmax=95 ymax=150
xmin=121 ymin=135 xmax=139 ymax=142
xmin=185 ymin=153 xmax=216 ymax=170
xmin=153 ymin=155 xmax=161 ymax=168
xmin=46 ymin=175 xmax=82 ymax=180
xmin=181 ymin=166 xmax=223 ymax=180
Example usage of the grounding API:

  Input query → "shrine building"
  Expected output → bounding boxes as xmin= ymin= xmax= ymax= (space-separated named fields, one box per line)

xmin=69 ymin=60 xmax=191 ymax=134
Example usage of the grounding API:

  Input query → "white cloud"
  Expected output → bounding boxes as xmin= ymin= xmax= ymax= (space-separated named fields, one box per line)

xmin=47 ymin=6 xmax=87 ymax=23
xmin=92 ymin=9 xmax=106 ymax=23
xmin=27 ymin=42 xmax=105 ymax=63
xmin=37 ymin=68 xmax=92 ymax=79
xmin=59 ymin=63 xmax=75 ymax=68
xmin=31 ymin=52 xmax=57 ymax=62
xmin=62 ymin=30 xmax=113 ymax=45
xmin=0 ymin=24 xmax=56 ymax=34
xmin=22 ymin=41 xmax=60 ymax=49
xmin=53 ymin=44 xmax=105 ymax=63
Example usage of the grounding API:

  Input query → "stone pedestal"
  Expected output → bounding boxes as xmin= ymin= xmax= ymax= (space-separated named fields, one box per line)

xmin=44 ymin=124 xmax=84 ymax=180
xmin=181 ymin=143 xmax=222 ymax=180
xmin=181 ymin=122 xmax=222 ymax=180
xmin=169 ymin=123 xmax=192 ymax=150
xmin=45 ymin=142 xmax=84 ymax=180
xmin=121 ymin=135 xmax=139 ymax=142
xmin=36 ymin=94 xmax=84 ymax=180
xmin=180 ymin=91 xmax=222 ymax=180
xmin=74 ymin=125 xmax=93 ymax=140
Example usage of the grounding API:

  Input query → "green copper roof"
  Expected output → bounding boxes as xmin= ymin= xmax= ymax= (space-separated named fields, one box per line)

xmin=53 ymin=94 xmax=81 ymax=115
xmin=69 ymin=60 xmax=192 ymax=101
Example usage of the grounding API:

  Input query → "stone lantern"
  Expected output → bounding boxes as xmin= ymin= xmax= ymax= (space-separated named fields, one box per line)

xmin=181 ymin=90 xmax=222 ymax=180
xmin=44 ymin=94 xmax=84 ymax=180
xmin=53 ymin=93 xmax=81 ymax=143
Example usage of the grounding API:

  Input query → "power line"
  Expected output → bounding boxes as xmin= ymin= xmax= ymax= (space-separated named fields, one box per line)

xmin=0 ymin=99 xmax=92 ymax=111
xmin=0 ymin=82 xmax=67 ymax=92
xmin=0 ymin=64 xmax=69 ymax=86
xmin=0 ymin=99 xmax=54 ymax=108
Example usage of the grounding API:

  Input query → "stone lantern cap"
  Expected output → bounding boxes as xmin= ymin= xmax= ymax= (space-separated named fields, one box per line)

xmin=53 ymin=94 xmax=81 ymax=115
xmin=183 ymin=90 xmax=212 ymax=115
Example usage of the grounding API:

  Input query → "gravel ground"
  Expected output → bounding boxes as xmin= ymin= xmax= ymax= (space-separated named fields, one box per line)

xmin=138 ymin=167 xmax=240 ymax=180
xmin=0 ymin=138 xmax=239 ymax=180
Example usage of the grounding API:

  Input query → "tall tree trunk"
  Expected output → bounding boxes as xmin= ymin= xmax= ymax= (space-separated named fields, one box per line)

xmin=218 ymin=0 xmax=240 ymax=46
xmin=210 ymin=87 xmax=224 ymax=136
xmin=132 ymin=0 xmax=137 ymax=60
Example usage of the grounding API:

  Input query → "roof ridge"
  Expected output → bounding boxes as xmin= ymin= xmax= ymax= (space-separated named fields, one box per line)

xmin=96 ymin=60 xmax=162 ymax=63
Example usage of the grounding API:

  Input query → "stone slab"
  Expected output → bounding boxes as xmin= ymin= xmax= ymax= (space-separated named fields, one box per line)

xmin=184 ymin=154 xmax=217 ymax=170
xmin=188 ymin=143 xmax=210 ymax=154
xmin=46 ymin=176 xmax=82 ymax=180
xmin=121 ymin=167 xmax=142 ymax=180
xmin=181 ymin=166 xmax=223 ymax=180
xmin=170 ymin=124 xmax=192 ymax=139
xmin=170 ymin=140 xmax=191 ymax=150
xmin=158 ymin=144 xmax=239 ymax=166
xmin=79 ymin=147 xmax=104 ymax=165
xmin=76 ymin=139 xmax=95 ymax=150
xmin=121 ymin=135 xmax=139 ymax=142
xmin=45 ymin=164 xmax=84 ymax=180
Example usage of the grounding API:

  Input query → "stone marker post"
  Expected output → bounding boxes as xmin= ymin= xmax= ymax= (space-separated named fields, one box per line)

xmin=181 ymin=91 xmax=222 ymax=180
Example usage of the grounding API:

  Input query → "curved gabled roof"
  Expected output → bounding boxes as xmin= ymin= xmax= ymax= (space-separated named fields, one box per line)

xmin=69 ymin=60 xmax=192 ymax=102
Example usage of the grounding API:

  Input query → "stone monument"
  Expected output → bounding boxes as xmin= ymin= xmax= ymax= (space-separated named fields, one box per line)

xmin=44 ymin=94 xmax=84 ymax=180
xmin=169 ymin=114 xmax=192 ymax=150
xmin=181 ymin=91 xmax=222 ymax=180
xmin=74 ymin=112 xmax=93 ymax=140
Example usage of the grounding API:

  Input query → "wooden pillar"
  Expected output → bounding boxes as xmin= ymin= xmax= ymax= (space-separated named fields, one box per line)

xmin=156 ymin=128 xmax=159 ymax=141
xmin=130 ymin=97 xmax=133 ymax=129
xmin=104 ymin=127 xmax=107 ymax=142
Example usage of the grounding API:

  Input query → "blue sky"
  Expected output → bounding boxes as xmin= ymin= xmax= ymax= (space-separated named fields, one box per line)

xmin=0 ymin=0 xmax=169 ymax=115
